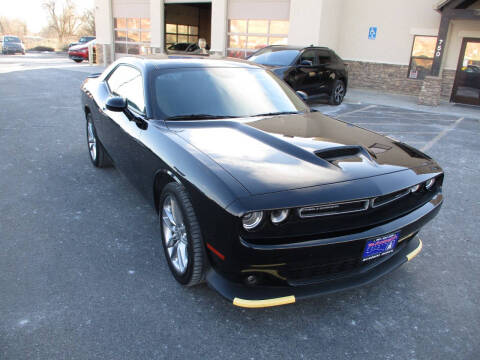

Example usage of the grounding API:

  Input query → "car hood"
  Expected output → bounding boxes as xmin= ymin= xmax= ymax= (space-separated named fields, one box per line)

xmin=69 ymin=41 xmax=94 ymax=51
xmin=167 ymin=112 xmax=433 ymax=195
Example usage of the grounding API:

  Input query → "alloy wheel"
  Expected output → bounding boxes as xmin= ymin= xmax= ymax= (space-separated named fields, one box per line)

xmin=334 ymin=83 xmax=345 ymax=103
xmin=87 ymin=119 xmax=97 ymax=161
xmin=162 ymin=194 xmax=189 ymax=274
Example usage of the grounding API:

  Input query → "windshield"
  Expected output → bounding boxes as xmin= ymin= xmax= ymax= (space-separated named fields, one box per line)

xmin=249 ymin=48 xmax=300 ymax=66
xmin=151 ymin=67 xmax=308 ymax=119
xmin=4 ymin=36 xmax=21 ymax=43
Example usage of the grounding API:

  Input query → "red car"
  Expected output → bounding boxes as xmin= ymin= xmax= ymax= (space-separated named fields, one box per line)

xmin=68 ymin=40 xmax=95 ymax=63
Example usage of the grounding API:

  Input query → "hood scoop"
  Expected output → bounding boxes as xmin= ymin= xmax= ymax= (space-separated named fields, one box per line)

xmin=314 ymin=145 xmax=374 ymax=164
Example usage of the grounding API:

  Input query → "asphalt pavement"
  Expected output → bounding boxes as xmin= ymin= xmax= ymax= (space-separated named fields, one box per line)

xmin=1 ymin=53 xmax=479 ymax=360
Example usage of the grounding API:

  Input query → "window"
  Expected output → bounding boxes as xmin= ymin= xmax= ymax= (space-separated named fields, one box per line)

xmin=165 ymin=24 xmax=199 ymax=48
xmin=317 ymin=50 xmax=332 ymax=65
xmin=151 ymin=68 xmax=308 ymax=119
xmin=114 ymin=17 xmax=151 ymax=55
xmin=299 ymin=50 xmax=316 ymax=65
xmin=107 ymin=65 xmax=145 ymax=113
xmin=408 ymin=35 xmax=437 ymax=80
xmin=227 ymin=19 xmax=289 ymax=59
xmin=249 ymin=48 xmax=300 ymax=66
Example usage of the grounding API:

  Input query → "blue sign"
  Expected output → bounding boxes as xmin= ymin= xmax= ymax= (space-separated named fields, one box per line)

xmin=368 ymin=26 xmax=377 ymax=40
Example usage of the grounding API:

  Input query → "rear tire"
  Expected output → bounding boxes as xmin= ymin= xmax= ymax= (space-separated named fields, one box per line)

xmin=86 ymin=112 xmax=110 ymax=168
xmin=159 ymin=182 xmax=205 ymax=286
xmin=329 ymin=80 xmax=346 ymax=105
xmin=74 ymin=59 xmax=83 ymax=63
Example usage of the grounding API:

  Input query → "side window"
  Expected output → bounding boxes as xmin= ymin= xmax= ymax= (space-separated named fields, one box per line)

xmin=317 ymin=50 xmax=332 ymax=65
xmin=299 ymin=50 xmax=316 ymax=65
xmin=107 ymin=65 xmax=145 ymax=113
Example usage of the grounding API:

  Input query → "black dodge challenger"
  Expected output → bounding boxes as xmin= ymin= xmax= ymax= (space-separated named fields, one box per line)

xmin=81 ymin=56 xmax=443 ymax=308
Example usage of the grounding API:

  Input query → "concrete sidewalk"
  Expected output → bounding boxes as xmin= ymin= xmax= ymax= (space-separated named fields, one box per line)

xmin=341 ymin=88 xmax=479 ymax=120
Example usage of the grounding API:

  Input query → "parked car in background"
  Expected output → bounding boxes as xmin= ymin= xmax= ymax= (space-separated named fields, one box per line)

xmin=68 ymin=39 xmax=95 ymax=63
xmin=0 ymin=35 xmax=25 ymax=55
xmin=248 ymin=45 xmax=348 ymax=105
xmin=80 ymin=56 xmax=443 ymax=308
xmin=68 ymin=36 xmax=96 ymax=49
xmin=167 ymin=42 xmax=200 ymax=53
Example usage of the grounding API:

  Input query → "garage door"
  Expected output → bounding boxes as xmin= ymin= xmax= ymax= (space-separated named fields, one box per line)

xmin=227 ymin=0 xmax=290 ymax=58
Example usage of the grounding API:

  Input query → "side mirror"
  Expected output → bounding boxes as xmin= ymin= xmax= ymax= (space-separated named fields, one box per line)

xmin=300 ymin=60 xmax=313 ymax=66
xmin=296 ymin=90 xmax=308 ymax=101
xmin=105 ymin=96 xmax=127 ymax=112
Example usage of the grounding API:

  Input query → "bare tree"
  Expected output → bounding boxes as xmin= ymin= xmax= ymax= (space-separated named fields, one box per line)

xmin=78 ymin=8 xmax=95 ymax=36
xmin=0 ymin=17 xmax=28 ymax=37
xmin=42 ymin=0 xmax=80 ymax=44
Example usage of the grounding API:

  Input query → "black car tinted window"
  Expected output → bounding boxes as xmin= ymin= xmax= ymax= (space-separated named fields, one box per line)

xmin=168 ymin=43 xmax=191 ymax=51
xmin=299 ymin=50 xmax=316 ymax=65
xmin=107 ymin=65 xmax=145 ymax=113
xmin=248 ymin=49 xmax=300 ymax=66
xmin=317 ymin=50 xmax=332 ymax=65
xmin=152 ymin=67 xmax=308 ymax=119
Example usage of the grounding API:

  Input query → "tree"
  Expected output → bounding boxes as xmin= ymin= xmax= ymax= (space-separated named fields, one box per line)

xmin=78 ymin=8 xmax=95 ymax=36
xmin=42 ymin=0 xmax=80 ymax=45
xmin=0 ymin=17 xmax=28 ymax=37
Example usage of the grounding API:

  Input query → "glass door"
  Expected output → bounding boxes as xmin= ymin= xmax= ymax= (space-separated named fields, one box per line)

xmin=451 ymin=38 xmax=480 ymax=106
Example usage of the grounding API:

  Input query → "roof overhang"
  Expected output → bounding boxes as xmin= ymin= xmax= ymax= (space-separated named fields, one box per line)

xmin=436 ymin=0 xmax=479 ymax=11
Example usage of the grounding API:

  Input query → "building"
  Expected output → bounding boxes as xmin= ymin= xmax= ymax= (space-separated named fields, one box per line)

xmin=94 ymin=0 xmax=480 ymax=106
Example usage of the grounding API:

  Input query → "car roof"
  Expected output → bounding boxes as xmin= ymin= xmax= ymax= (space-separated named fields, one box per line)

xmin=259 ymin=45 xmax=331 ymax=51
xmin=114 ymin=55 xmax=263 ymax=72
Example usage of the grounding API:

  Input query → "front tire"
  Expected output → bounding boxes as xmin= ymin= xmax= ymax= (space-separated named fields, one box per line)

xmin=86 ymin=112 xmax=109 ymax=167
xmin=74 ymin=59 xmax=83 ymax=63
xmin=329 ymin=80 xmax=346 ymax=105
xmin=159 ymin=182 xmax=205 ymax=286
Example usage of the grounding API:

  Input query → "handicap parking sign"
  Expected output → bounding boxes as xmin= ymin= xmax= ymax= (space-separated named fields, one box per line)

xmin=368 ymin=27 xmax=377 ymax=40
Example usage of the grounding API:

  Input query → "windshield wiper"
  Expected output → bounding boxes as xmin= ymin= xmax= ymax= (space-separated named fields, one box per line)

xmin=165 ymin=114 xmax=239 ymax=120
xmin=250 ymin=111 xmax=301 ymax=117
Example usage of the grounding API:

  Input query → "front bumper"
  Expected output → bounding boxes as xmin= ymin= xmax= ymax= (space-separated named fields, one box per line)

xmin=207 ymin=237 xmax=422 ymax=308
xmin=206 ymin=193 xmax=442 ymax=308
xmin=69 ymin=52 xmax=87 ymax=60
xmin=3 ymin=47 xmax=24 ymax=54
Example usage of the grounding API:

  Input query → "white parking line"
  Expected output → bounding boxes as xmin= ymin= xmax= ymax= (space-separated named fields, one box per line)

xmin=421 ymin=117 xmax=464 ymax=152
xmin=336 ymin=104 xmax=377 ymax=118
xmin=352 ymin=122 xmax=453 ymax=126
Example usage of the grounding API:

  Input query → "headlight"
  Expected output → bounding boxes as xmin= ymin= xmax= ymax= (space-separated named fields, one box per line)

xmin=410 ymin=184 xmax=420 ymax=192
xmin=242 ymin=211 xmax=264 ymax=230
xmin=425 ymin=178 xmax=435 ymax=190
xmin=270 ymin=209 xmax=289 ymax=224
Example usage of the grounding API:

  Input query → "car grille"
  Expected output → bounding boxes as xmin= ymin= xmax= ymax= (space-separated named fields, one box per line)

xmin=280 ymin=235 xmax=414 ymax=286
xmin=296 ymin=183 xmax=429 ymax=219
xmin=241 ymin=177 xmax=442 ymax=248
xmin=298 ymin=199 xmax=369 ymax=218
xmin=372 ymin=188 xmax=410 ymax=208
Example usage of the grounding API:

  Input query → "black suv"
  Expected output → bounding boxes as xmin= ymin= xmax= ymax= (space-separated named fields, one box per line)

xmin=248 ymin=45 xmax=348 ymax=105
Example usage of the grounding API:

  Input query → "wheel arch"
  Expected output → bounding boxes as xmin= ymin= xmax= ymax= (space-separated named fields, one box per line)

xmin=153 ymin=169 xmax=181 ymax=213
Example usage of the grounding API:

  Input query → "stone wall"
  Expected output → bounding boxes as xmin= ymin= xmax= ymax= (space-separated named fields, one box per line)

xmin=345 ymin=60 xmax=423 ymax=96
xmin=95 ymin=44 xmax=114 ymax=65
xmin=418 ymin=76 xmax=442 ymax=106
xmin=345 ymin=60 xmax=457 ymax=105
xmin=440 ymin=69 xmax=456 ymax=100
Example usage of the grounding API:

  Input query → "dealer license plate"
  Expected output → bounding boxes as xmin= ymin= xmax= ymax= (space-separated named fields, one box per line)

xmin=362 ymin=233 xmax=399 ymax=261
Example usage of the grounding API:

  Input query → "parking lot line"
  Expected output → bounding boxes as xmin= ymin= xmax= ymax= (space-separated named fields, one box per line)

xmin=336 ymin=104 xmax=377 ymax=118
xmin=421 ymin=117 xmax=464 ymax=152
